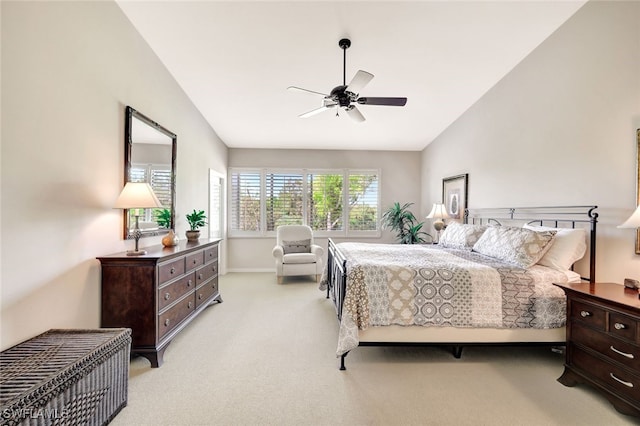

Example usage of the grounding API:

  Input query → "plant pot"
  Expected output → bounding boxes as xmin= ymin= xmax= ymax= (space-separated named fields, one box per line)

xmin=185 ymin=230 xmax=200 ymax=242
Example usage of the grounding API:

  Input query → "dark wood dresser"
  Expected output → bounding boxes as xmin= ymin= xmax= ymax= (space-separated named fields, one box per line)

xmin=554 ymin=282 xmax=640 ymax=417
xmin=97 ymin=238 xmax=222 ymax=367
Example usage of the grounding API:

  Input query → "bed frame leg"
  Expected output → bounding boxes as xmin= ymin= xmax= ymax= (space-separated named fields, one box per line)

xmin=339 ymin=352 xmax=349 ymax=370
xmin=453 ymin=346 xmax=463 ymax=358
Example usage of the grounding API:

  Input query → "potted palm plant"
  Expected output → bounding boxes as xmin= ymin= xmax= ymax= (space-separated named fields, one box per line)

xmin=381 ymin=202 xmax=431 ymax=244
xmin=185 ymin=209 xmax=207 ymax=241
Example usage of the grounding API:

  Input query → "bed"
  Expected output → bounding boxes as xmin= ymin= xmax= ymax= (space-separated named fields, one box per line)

xmin=321 ymin=206 xmax=598 ymax=369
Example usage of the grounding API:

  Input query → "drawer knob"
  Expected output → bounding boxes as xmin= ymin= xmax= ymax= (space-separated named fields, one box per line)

xmin=610 ymin=345 xmax=635 ymax=359
xmin=610 ymin=373 xmax=634 ymax=388
xmin=193 ymin=259 xmax=197 ymax=264
xmin=580 ymin=311 xmax=591 ymax=318
xmin=199 ymin=274 xmax=203 ymax=280
xmin=164 ymin=293 xmax=170 ymax=301
xmin=187 ymin=280 xmax=193 ymax=287
xmin=164 ymin=319 xmax=170 ymax=327
xmin=188 ymin=301 xmax=193 ymax=309
xmin=170 ymin=267 xmax=175 ymax=274
xmin=614 ymin=322 xmax=627 ymax=330
xmin=198 ymin=294 xmax=203 ymax=300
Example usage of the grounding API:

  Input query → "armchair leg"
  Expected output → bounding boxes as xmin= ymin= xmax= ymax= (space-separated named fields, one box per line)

xmin=277 ymin=276 xmax=283 ymax=284
xmin=316 ymin=274 xmax=321 ymax=283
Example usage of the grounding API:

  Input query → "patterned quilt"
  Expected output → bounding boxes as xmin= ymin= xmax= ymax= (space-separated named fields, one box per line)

xmin=321 ymin=242 xmax=569 ymax=356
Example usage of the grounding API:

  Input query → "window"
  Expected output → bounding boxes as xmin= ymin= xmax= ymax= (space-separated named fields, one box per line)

xmin=229 ymin=168 xmax=380 ymax=237
xmin=209 ymin=170 xmax=224 ymax=239
xmin=129 ymin=163 xmax=171 ymax=223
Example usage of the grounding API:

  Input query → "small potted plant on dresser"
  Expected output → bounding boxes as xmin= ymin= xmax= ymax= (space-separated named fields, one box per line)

xmin=185 ymin=209 xmax=207 ymax=241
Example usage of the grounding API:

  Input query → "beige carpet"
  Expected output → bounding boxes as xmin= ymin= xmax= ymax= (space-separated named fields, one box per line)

xmin=111 ymin=272 xmax=638 ymax=426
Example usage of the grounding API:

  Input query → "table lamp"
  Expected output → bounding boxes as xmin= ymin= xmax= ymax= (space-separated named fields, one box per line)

xmin=618 ymin=205 xmax=640 ymax=293
xmin=114 ymin=182 xmax=162 ymax=256
xmin=618 ymin=205 xmax=640 ymax=230
xmin=426 ymin=203 xmax=450 ymax=243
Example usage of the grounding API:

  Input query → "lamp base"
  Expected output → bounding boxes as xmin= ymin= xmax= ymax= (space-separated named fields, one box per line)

xmin=126 ymin=249 xmax=147 ymax=256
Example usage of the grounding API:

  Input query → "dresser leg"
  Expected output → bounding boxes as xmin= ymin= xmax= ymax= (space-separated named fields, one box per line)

xmin=139 ymin=346 xmax=168 ymax=368
xmin=557 ymin=367 xmax=580 ymax=387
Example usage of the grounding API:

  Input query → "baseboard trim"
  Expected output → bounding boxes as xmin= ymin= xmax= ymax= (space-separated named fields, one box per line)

xmin=226 ymin=268 xmax=275 ymax=273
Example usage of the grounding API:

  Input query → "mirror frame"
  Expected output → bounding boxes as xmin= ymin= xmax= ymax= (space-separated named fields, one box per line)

xmin=124 ymin=106 xmax=177 ymax=239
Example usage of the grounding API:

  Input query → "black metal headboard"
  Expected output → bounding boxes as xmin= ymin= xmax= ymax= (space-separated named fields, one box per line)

xmin=464 ymin=206 xmax=598 ymax=283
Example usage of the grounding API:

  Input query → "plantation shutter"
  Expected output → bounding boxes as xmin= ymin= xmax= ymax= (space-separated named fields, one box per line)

xmin=230 ymin=171 xmax=261 ymax=232
xmin=265 ymin=172 xmax=304 ymax=231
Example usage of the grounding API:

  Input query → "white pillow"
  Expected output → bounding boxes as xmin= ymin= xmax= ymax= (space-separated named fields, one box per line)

xmin=522 ymin=224 xmax=587 ymax=271
xmin=472 ymin=226 xmax=556 ymax=269
xmin=439 ymin=222 xmax=487 ymax=250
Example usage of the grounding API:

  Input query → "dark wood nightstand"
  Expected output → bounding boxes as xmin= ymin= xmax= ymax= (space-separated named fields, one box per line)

xmin=553 ymin=282 xmax=640 ymax=417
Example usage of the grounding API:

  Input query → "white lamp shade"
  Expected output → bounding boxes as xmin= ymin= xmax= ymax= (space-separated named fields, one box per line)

xmin=426 ymin=203 xmax=450 ymax=220
xmin=618 ymin=205 xmax=640 ymax=229
xmin=114 ymin=182 xmax=162 ymax=209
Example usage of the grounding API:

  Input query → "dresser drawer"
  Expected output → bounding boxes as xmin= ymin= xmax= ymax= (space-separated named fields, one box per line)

xmin=158 ymin=257 xmax=185 ymax=285
xmin=572 ymin=346 xmax=640 ymax=403
xmin=196 ymin=261 xmax=218 ymax=286
xmin=196 ymin=276 xmax=218 ymax=308
xmin=158 ymin=272 xmax=196 ymax=311
xmin=158 ymin=293 xmax=196 ymax=340
xmin=609 ymin=312 xmax=638 ymax=343
xmin=185 ymin=250 xmax=204 ymax=271
xmin=570 ymin=299 xmax=606 ymax=330
xmin=204 ymin=245 xmax=218 ymax=264
xmin=573 ymin=322 xmax=640 ymax=370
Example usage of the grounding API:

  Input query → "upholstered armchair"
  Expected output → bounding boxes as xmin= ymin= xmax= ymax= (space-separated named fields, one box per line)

xmin=272 ymin=225 xmax=324 ymax=283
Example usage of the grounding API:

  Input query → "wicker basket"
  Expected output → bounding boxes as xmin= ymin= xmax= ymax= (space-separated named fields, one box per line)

xmin=0 ymin=329 xmax=131 ymax=426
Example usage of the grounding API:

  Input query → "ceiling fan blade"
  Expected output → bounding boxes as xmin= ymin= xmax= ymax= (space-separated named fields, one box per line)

xmin=299 ymin=106 xmax=329 ymax=119
xmin=346 ymin=70 xmax=374 ymax=95
xmin=287 ymin=86 xmax=329 ymax=97
xmin=357 ymin=97 xmax=407 ymax=106
xmin=346 ymin=106 xmax=365 ymax=123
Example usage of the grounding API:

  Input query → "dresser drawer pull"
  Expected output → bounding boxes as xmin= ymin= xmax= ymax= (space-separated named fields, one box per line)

xmin=193 ymin=259 xmax=197 ymax=265
xmin=614 ymin=322 xmax=627 ymax=330
xmin=580 ymin=311 xmax=591 ymax=318
xmin=170 ymin=267 xmax=176 ymax=274
xmin=164 ymin=293 xmax=170 ymax=301
xmin=164 ymin=319 xmax=170 ymax=327
xmin=188 ymin=301 xmax=193 ymax=309
xmin=199 ymin=273 xmax=204 ymax=280
xmin=610 ymin=345 xmax=635 ymax=359
xmin=610 ymin=373 xmax=634 ymax=388
xmin=187 ymin=279 xmax=193 ymax=287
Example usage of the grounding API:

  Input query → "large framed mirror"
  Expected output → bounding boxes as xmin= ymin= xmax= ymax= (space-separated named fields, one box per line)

xmin=124 ymin=106 xmax=177 ymax=239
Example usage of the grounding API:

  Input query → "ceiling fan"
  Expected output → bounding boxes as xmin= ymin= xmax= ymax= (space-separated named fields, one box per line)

xmin=288 ymin=38 xmax=407 ymax=123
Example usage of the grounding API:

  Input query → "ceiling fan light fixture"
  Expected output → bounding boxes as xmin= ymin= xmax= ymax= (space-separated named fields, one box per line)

xmin=288 ymin=38 xmax=407 ymax=123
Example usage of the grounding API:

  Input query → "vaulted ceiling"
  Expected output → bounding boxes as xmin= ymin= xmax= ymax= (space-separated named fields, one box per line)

xmin=117 ymin=1 xmax=586 ymax=151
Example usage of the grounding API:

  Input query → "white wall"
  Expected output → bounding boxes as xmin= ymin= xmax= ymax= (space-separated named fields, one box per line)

xmin=227 ymin=148 xmax=422 ymax=271
xmin=1 ymin=1 xmax=227 ymax=349
xmin=421 ymin=0 xmax=640 ymax=283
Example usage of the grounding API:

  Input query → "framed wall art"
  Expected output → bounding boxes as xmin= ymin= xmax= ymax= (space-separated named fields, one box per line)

xmin=442 ymin=173 xmax=468 ymax=222
xmin=636 ymin=129 xmax=639 ymax=254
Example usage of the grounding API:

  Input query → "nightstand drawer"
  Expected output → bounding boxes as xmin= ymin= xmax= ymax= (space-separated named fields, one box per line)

xmin=570 ymin=299 xmax=606 ymax=330
xmin=573 ymin=322 xmax=640 ymax=370
xmin=609 ymin=312 xmax=638 ymax=343
xmin=572 ymin=346 xmax=640 ymax=402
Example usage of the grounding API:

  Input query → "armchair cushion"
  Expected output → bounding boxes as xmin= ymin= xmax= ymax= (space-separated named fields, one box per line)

xmin=282 ymin=239 xmax=311 ymax=254
xmin=283 ymin=253 xmax=317 ymax=264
